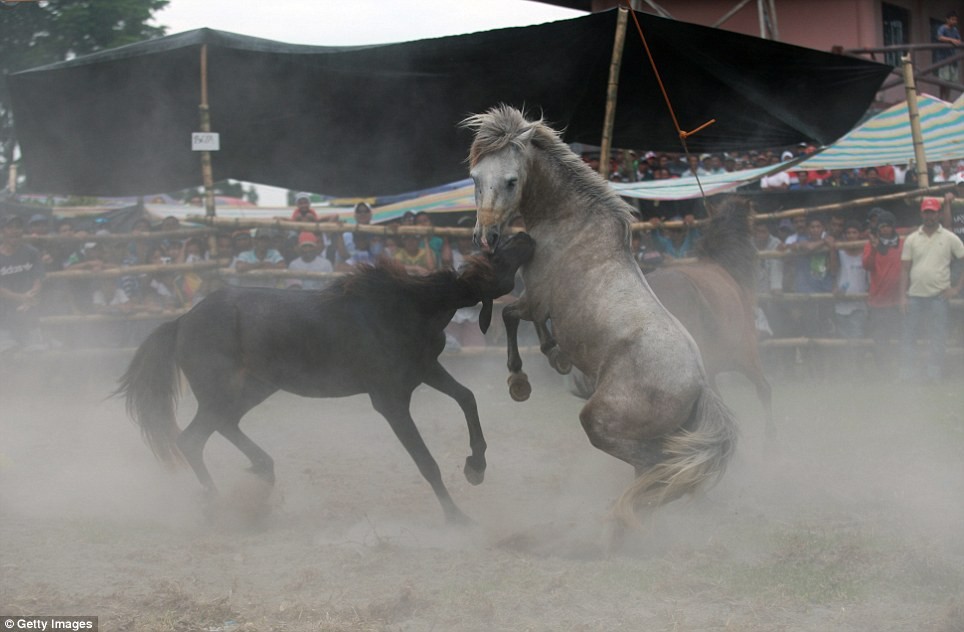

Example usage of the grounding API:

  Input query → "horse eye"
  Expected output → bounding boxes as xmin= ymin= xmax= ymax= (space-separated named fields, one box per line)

xmin=506 ymin=176 xmax=518 ymax=188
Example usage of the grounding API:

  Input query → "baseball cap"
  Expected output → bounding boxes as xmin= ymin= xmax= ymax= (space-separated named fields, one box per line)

xmin=920 ymin=197 xmax=942 ymax=212
xmin=297 ymin=231 xmax=319 ymax=246
xmin=295 ymin=192 xmax=311 ymax=203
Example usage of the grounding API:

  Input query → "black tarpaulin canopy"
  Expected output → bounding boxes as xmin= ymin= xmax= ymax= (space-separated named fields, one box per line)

xmin=7 ymin=9 xmax=891 ymax=198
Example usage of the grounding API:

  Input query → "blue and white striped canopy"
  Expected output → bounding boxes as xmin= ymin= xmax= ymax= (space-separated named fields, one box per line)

xmin=798 ymin=94 xmax=964 ymax=170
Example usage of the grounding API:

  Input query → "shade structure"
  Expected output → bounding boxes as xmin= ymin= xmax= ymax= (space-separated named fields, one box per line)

xmin=796 ymin=95 xmax=964 ymax=171
xmin=7 ymin=9 xmax=890 ymax=198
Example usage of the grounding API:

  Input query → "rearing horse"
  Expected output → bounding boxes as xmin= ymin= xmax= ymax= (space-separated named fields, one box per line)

xmin=463 ymin=105 xmax=737 ymax=526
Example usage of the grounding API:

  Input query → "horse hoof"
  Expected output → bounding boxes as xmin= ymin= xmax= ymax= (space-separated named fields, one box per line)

xmin=464 ymin=457 xmax=486 ymax=485
xmin=508 ymin=373 xmax=531 ymax=402
xmin=550 ymin=350 xmax=572 ymax=375
xmin=445 ymin=508 xmax=475 ymax=527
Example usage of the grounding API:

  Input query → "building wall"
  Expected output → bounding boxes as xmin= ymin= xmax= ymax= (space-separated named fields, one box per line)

xmin=586 ymin=1 xmax=957 ymax=52
xmin=581 ymin=0 xmax=960 ymax=101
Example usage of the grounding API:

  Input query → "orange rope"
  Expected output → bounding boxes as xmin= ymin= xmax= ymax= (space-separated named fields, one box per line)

xmin=621 ymin=2 xmax=716 ymax=207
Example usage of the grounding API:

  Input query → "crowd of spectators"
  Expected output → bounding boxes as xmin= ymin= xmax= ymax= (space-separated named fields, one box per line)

xmin=2 ymin=171 xmax=963 ymax=373
xmin=595 ymin=147 xmax=963 ymax=193
xmin=746 ymin=178 xmax=964 ymax=381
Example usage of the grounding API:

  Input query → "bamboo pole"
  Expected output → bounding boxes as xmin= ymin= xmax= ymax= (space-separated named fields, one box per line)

xmin=24 ymin=228 xmax=214 ymax=244
xmin=199 ymin=44 xmax=216 ymax=218
xmin=902 ymin=55 xmax=929 ymax=188
xmin=598 ymin=7 xmax=629 ymax=181
xmin=46 ymin=261 xmax=220 ymax=280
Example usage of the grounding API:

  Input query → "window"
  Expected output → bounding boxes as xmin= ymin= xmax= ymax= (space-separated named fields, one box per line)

xmin=882 ymin=3 xmax=910 ymax=67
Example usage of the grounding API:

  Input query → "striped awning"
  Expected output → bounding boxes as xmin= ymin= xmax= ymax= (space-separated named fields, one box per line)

xmin=797 ymin=94 xmax=964 ymax=171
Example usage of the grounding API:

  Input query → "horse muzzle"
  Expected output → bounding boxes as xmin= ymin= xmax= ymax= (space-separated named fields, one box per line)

xmin=474 ymin=225 xmax=502 ymax=252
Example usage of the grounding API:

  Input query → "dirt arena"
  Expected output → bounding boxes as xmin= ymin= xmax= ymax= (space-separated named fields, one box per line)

xmin=2 ymin=349 xmax=963 ymax=631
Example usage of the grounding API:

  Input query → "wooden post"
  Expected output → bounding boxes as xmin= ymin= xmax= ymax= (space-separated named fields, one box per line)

xmin=902 ymin=54 xmax=929 ymax=188
xmin=599 ymin=7 xmax=629 ymax=181
xmin=199 ymin=44 xmax=216 ymax=218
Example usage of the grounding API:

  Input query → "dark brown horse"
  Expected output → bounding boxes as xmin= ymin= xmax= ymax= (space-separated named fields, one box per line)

xmin=644 ymin=202 xmax=773 ymax=436
xmin=115 ymin=233 xmax=535 ymax=524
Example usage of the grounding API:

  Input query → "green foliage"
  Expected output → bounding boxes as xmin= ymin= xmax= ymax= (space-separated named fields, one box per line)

xmin=0 ymin=0 xmax=170 ymax=188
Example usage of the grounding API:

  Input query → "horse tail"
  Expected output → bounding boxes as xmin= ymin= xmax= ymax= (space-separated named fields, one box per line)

xmin=113 ymin=320 xmax=184 ymax=467
xmin=695 ymin=199 xmax=756 ymax=291
xmin=612 ymin=385 xmax=738 ymax=528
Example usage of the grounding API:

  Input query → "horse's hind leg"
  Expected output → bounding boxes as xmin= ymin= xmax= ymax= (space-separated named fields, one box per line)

xmin=217 ymin=378 xmax=278 ymax=485
xmin=534 ymin=318 xmax=571 ymax=375
xmin=741 ymin=345 xmax=775 ymax=440
xmin=423 ymin=361 xmax=486 ymax=485
xmin=369 ymin=388 xmax=470 ymax=525
xmin=502 ymin=301 xmax=532 ymax=401
xmin=176 ymin=407 xmax=222 ymax=501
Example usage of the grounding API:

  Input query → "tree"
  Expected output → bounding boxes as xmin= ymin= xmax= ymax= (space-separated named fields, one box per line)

xmin=0 ymin=0 xmax=169 ymax=191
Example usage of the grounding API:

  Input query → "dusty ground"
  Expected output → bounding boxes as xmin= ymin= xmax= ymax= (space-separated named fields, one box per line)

xmin=1 ymin=350 xmax=963 ymax=631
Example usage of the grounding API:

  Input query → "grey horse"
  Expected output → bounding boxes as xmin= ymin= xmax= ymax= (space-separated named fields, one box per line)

xmin=463 ymin=105 xmax=737 ymax=526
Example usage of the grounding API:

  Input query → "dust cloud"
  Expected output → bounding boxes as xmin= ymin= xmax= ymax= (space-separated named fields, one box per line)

xmin=1 ymin=351 xmax=962 ymax=631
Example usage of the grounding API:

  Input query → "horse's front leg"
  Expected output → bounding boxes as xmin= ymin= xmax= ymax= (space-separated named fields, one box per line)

xmin=502 ymin=300 xmax=532 ymax=402
xmin=533 ymin=318 xmax=572 ymax=375
xmin=369 ymin=387 xmax=471 ymax=525
xmin=423 ymin=361 xmax=486 ymax=485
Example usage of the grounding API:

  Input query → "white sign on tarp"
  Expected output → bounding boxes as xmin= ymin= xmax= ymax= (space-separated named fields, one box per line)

xmin=191 ymin=132 xmax=220 ymax=151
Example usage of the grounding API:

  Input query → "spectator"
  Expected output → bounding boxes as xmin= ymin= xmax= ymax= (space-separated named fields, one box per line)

xmin=290 ymin=192 xmax=319 ymax=222
xmin=26 ymin=214 xmax=55 ymax=268
xmin=788 ymin=216 xmax=835 ymax=349
xmin=827 ymin=213 xmax=846 ymax=241
xmin=650 ymin=215 xmax=699 ymax=260
xmin=859 ymin=166 xmax=887 ymax=187
xmin=776 ymin=218 xmax=794 ymax=243
xmin=0 ymin=215 xmax=45 ymax=352
xmin=414 ymin=211 xmax=443 ymax=268
xmin=143 ymin=245 xmax=182 ymax=310
xmin=935 ymin=11 xmax=961 ymax=101
xmin=441 ymin=216 xmax=480 ymax=272
xmin=753 ymin=220 xmax=783 ymax=337
xmin=898 ymin=197 xmax=964 ymax=382
xmin=830 ymin=220 xmax=869 ymax=341
xmin=64 ymin=240 xmax=118 ymax=313
xmin=336 ymin=232 xmax=377 ymax=271
xmin=704 ymin=154 xmax=726 ymax=175
xmin=680 ymin=154 xmax=707 ymax=178
xmin=234 ymin=228 xmax=286 ymax=287
xmin=862 ymin=210 xmax=904 ymax=375
xmin=174 ymin=237 xmax=208 ymax=304
xmin=942 ymin=172 xmax=964 ymax=245
xmin=157 ymin=215 xmax=184 ymax=254
xmin=231 ymin=230 xmax=252 ymax=258
xmin=338 ymin=202 xmax=382 ymax=265
xmin=286 ymin=231 xmax=333 ymax=290
xmin=215 ymin=231 xmax=234 ymax=261
xmin=394 ymin=233 xmax=436 ymax=275
xmin=760 ymin=155 xmax=790 ymax=190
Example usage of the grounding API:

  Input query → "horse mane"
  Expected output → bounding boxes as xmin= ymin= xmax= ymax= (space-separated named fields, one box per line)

xmin=329 ymin=257 xmax=496 ymax=311
xmin=693 ymin=198 xmax=757 ymax=291
xmin=462 ymin=104 xmax=634 ymax=234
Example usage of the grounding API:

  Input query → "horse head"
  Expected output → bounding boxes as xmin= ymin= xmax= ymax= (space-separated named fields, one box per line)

xmin=462 ymin=231 xmax=535 ymax=332
xmin=462 ymin=105 xmax=539 ymax=252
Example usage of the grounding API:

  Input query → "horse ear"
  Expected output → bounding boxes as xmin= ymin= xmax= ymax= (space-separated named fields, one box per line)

xmin=479 ymin=298 xmax=493 ymax=334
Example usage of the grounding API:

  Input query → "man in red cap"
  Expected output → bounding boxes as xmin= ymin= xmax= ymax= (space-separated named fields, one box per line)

xmin=898 ymin=197 xmax=964 ymax=381
xmin=286 ymin=231 xmax=332 ymax=290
